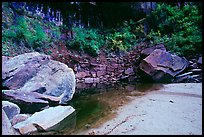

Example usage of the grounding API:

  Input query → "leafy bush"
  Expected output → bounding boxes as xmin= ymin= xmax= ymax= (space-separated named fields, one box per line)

xmin=69 ymin=20 xmax=146 ymax=55
xmin=105 ymin=20 xmax=142 ymax=52
xmin=2 ymin=16 xmax=50 ymax=49
xmin=69 ymin=27 xmax=105 ymax=56
xmin=146 ymin=3 xmax=202 ymax=56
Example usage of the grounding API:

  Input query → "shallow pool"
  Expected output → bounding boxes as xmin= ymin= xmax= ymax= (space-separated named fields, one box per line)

xmin=31 ymin=83 xmax=164 ymax=135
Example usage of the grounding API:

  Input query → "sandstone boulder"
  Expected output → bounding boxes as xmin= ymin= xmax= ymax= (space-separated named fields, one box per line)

xmin=2 ymin=52 xmax=76 ymax=104
xmin=13 ymin=106 xmax=75 ymax=135
xmin=139 ymin=49 xmax=189 ymax=82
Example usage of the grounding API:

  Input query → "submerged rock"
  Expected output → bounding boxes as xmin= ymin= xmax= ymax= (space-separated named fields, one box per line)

xmin=13 ymin=106 xmax=75 ymax=135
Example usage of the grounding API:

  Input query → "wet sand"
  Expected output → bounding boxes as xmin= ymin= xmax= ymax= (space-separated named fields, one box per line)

xmin=80 ymin=83 xmax=202 ymax=135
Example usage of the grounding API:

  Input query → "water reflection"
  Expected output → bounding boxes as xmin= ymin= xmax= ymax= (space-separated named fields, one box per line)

xmin=33 ymin=83 xmax=164 ymax=135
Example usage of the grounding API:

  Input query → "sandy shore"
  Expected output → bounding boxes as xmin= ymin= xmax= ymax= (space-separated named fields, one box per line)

xmin=80 ymin=83 xmax=202 ymax=135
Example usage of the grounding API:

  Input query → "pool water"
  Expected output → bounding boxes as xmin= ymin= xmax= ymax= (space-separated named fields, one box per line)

xmin=31 ymin=83 xmax=164 ymax=135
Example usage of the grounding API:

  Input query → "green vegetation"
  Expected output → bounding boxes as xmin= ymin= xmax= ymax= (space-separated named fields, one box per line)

xmin=2 ymin=2 xmax=202 ymax=57
xmin=2 ymin=2 xmax=61 ymax=56
xmin=69 ymin=27 xmax=105 ymax=56
xmin=69 ymin=20 xmax=146 ymax=55
xmin=105 ymin=21 xmax=137 ymax=52
xmin=145 ymin=3 xmax=202 ymax=56
xmin=68 ymin=3 xmax=201 ymax=57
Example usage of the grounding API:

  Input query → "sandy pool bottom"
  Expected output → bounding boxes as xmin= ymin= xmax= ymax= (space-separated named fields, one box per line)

xmin=79 ymin=83 xmax=202 ymax=135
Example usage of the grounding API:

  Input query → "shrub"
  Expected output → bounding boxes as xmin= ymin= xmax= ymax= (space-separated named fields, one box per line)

xmin=105 ymin=20 xmax=141 ymax=53
xmin=69 ymin=27 xmax=105 ymax=56
xmin=146 ymin=3 xmax=202 ymax=56
xmin=2 ymin=16 xmax=51 ymax=51
xmin=33 ymin=24 xmax=49 ymax=48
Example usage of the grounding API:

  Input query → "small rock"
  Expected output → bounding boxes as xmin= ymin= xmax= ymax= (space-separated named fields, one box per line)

xmin=173 ymin=75 xmax=189 ymax=83
xmin=76 ymin=72 xmax=87 ymax=79
xmin=2 ymin=101 xmax=20 ymax=120
xmin=93 ymin=78 xmax=100 ymax=83
xmin=169 ymin=100 xmax=174 ymax=103
xmin=85 ymin=124 xmax=91 ymax=129
xmin=84 ymin=78 xmax=94 ymax=84
xmin=190 ymin=63 xmax=197 ymax=69
xmin=197 ymin=57 xmax=202 ymax=65
xmin=191 ymin=69 xmax=202 ymax=72
xmin=97 ymin=71 xmax=105 ymax=77
xmin=189 ymin=61 xmax=193 ymax=64
xmin=125 ymin=67 xmax=134 ymax=75
xmin=176 ymin=72 xmax=193 ymax=78
xmin=11 ymin=114 xmax=30 ymax=126
xmin=190 ymin=75 xmax=200 ymax=78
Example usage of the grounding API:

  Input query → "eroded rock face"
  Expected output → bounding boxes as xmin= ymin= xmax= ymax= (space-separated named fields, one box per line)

xmin=139 ymin=49 xmax=189 ymax=82
xmin=13 ymin=106 xmax=75 ymax=135
xmin=2 ymin=52 xmax=76 ymax=104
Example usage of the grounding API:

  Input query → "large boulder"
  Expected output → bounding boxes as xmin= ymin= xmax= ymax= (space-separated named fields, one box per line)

xmin=2 ymin=52 xmax=76 ymax=104
xmin=2 ymin=109 xmax=20 ymax=135
xmin=13 ymin=106 xmax=75 ymax=135
xmin=139 ymin=49 xmax=189 ymax=82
